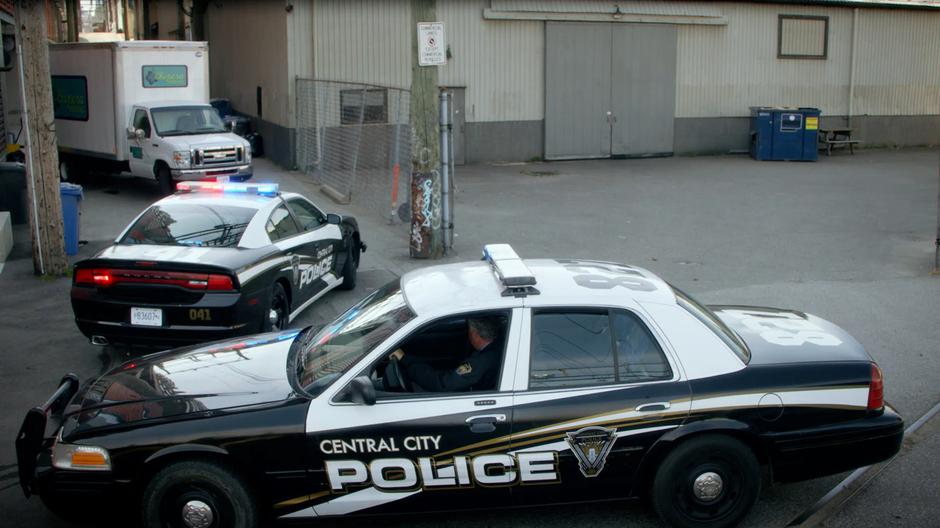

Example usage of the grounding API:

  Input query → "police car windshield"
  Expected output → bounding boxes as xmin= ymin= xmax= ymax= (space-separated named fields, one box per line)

xmin=120 ymin=204 xmax=254 ymax=247
xmin=293 ymin=280 xmax=415 ymax=397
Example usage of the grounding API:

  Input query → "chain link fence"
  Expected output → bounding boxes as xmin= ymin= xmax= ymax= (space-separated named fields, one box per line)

xmin=296 ymin=79 xmax=412 ymax=224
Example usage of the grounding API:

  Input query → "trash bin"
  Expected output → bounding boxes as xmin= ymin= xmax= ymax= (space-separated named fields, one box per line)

xmin=60 ymin=182 xmax=83 ymax=256
xmin=0 ymin=162 xmax=28 ymax=225
xmin=749 ymin=107 xmax=820 ymax=161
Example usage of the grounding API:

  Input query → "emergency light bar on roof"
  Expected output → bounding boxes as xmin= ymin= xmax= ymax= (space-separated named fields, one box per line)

xmin=483 ymin=244 xmax=539 ymax=297
xmin=176 ymin=181 xmax=279 ymax=196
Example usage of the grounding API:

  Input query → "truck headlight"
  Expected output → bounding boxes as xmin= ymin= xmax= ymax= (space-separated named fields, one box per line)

xmin=245 ymin=145 xmax=252 ymax=164
xmin=172 ymin=151 xmax=191 ymax=168
xmin=52 ymin=436 xmax=111 ymax=471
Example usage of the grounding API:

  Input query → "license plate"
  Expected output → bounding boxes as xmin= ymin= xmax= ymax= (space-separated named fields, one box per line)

xmin=131 ymin=307 xmax=163 ymax=327
xmin=216 ymin=175 xmax=230 ymax=183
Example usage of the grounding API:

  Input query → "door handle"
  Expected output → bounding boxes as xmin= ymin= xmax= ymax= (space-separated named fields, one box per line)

xmin=152 ymin=143 xmax=159 ymax=147
xmin=465 ymin=414 xmax=506 ymax=434
xmin=636 ymin=402 xmax=671 ymax=413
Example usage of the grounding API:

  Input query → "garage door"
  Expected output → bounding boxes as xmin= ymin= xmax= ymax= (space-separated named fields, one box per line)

xmin=545 ymin=22 xmax=677 ymax=160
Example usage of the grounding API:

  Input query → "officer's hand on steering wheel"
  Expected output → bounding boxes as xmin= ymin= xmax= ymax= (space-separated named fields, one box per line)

xmin=389 ymin=349 xmax=404 ymax=361
xmin=384 ymin=349 xmax=410 ymax=391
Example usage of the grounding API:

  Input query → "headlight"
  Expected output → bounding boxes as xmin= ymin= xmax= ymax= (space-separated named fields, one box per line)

xmin=52 ymin=435 xmax=111 ymax=471
xmin=172 ymin=151 xmax=191 ymax=168
xmin=245 ymin=145 xmax=252 ymax=164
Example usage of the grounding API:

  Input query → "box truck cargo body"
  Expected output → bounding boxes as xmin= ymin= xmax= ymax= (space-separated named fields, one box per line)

xmin=49 ymin=41 xmax=251 ymax=193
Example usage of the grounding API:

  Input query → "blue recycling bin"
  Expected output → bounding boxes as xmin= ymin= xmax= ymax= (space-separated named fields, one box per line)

xmin=60 ymin=182 xmax=83 ymax=255
xmin=750 ymin=107 xmax=820 ymax=161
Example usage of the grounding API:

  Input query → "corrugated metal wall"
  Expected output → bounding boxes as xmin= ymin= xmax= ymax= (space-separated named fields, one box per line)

xmin=677 ymin=3 xmax=940 ymax=117
xmin=287 ymin=0 xmax=315 ymax=129
xmin=491 ymin=0 xmax=721 ymax=17
xmin=439 ymin=0 xmax=543 ymax=122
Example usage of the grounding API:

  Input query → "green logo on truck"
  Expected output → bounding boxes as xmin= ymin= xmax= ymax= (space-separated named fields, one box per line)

xmin=142 ymin=65 xmax=188 ymax=88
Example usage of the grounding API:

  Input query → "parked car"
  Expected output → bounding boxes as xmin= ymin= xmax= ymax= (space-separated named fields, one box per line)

xmin=69 ymin=181 xmax=364 ymax=346
xmin=20 ymin=245 xmax=901 ymax=528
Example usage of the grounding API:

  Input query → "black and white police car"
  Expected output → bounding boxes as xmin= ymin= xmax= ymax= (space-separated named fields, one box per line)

xmin=21 ymin=245 xmax=902 ymax=528
xmin=70 ymin=181 xmax=365 ymax=345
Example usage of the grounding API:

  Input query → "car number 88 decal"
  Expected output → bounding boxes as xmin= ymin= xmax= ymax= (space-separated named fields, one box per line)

xmin=556 ymin=260 xmax=658 ymax=292
xmin=725 ymin=311 xmax=843 ymax=347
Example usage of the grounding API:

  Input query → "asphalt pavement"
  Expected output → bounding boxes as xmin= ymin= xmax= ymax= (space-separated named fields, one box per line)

xmin=0 ymin=149 xmax=937 ymax=527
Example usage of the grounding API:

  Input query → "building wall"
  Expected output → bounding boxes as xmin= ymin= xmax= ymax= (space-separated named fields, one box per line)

xmin=206 ymin=1 xmax=291 ymax=166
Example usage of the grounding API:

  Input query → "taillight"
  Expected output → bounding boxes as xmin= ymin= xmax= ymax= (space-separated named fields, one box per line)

xmin=207 ymin=274 xmax=235 ymax=291
xmin=74 ymin=268 xmax=114 ymax=287
xmin=868 ymin=363 xmax=884 ymax=411
xmin=74 ymin=268 xmax=94 ymax=285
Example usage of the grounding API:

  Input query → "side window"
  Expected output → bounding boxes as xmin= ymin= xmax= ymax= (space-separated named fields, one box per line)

xmin=133 ymin=109 xmax=151 ymax=138
xmin=612 ymin=310 xmax=672 ymax=381
xmin=530 ymin=311 xmax=614 ymax=389
xmin=529 ymin=309 xmax=671 ymax=390
xmin=286 ymin=198 xmax=326 ymax=230
xmin=266 ymin=204 xmax=300 ymax=241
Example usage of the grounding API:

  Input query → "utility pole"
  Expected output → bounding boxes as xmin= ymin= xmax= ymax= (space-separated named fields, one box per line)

xmin=16 ymin=0 xmax=68 ymax=276
xmin=935 ymin=150 xmax=939 ymax=273
xmin=409 ymin=0 xmax=442 ymax=259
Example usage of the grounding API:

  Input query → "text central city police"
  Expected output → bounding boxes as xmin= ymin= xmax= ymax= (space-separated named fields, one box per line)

xmin=320 ymin=435 xmax=442 ymax=454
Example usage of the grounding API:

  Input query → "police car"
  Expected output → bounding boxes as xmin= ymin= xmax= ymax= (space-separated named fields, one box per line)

xmin=21 ymin=245 xmax=902 ymax=528
xmin=70 ymin=181 xmax=365 ymax=345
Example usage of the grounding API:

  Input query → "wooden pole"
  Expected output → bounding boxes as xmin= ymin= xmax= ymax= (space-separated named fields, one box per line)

xmin=409 ymin=0 xmax=442 ymax=259
xmin=15 ymin=0 xmax=68 ymax=276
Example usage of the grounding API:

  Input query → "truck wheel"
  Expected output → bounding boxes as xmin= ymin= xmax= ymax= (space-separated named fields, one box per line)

xmin=59 ymin=159 xmax=85 ymax=183
xmin=651 ymin=435 xmax=760 ymax=528
xmin=157 ymin=165 xmax=174 ymax=195
xmin=142 ymin=460 xmax=258 ymax=528
xmin=339 ymin=238 xmax=359 ymax=290
xmin=263 ymin=282 xmax=289 ymax=331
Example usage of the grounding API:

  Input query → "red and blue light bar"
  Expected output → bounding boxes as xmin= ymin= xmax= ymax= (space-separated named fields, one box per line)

xmin=176 ymin=181 xmax=279 ymax=196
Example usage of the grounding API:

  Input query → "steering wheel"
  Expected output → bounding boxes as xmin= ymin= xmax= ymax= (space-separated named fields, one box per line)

xmin=383 ymin=356 xmax=411 ymax=392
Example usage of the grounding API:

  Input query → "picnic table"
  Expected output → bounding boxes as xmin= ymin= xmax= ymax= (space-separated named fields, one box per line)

xmin=818 ymin=127 xmax=860 ymax=155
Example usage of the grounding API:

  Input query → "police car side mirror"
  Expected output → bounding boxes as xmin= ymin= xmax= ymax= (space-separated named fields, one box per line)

xmin=326 ymin=213 xmax=341 ymax=225
xmin=346 ymin=376 xmax=376 ymax=406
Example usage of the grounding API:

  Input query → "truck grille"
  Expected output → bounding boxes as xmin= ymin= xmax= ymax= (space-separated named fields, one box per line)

xmin=194 ymin=146 xmax=243 ymax=166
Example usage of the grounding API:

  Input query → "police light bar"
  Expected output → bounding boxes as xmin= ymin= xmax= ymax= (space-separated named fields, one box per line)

xmin=483 ymin=244 xmax=539 ymax=297
xmin=176 ymin=181 xmax=279 ymax=196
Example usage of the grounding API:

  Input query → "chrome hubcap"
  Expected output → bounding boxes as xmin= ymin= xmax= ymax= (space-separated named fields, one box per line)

xmin=269 ymin=308 xmax=279 ymax=326
xmin=181 ymin=499 xmax=214 ymax=528
xmin=692 ymin=471 xmax=723 ymax=502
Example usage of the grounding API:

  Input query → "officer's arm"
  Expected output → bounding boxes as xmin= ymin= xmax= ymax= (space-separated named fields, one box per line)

xmin=399 ymin=357 xmax=449 ymax=392
xmin=400 ymin=354 xmax=489 ymax=392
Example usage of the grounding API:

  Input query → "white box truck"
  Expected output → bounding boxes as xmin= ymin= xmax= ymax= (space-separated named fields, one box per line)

xmin=49 ymin=41 xmax=252 ymax=194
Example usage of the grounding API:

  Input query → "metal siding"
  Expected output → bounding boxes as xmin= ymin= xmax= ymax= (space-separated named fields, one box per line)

xmin=544 ymin=22 xmax=612 ymax=159
xmin=206 ymin=2 xmax=289 ymax=126
xmin=438 ymin=0 xmax=544 ymax=122
xmin=853 ymin=10 xmax=940 ymax=115
xmin=491 ymin=1 xmax=721 ymax=16
xmin=288 ymin=0 xmax=316 ymax=128
xmin=312 ymin=0 xmax=411 ymax=90
xmin=676 ymin=3 xmax=853 ymax=117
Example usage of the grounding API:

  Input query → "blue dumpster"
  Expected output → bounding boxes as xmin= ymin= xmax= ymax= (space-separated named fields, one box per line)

xmin=60 ymin=182 xmax=83 ymax=256
xmin=749 ymin=107 xmax=820 ymax=161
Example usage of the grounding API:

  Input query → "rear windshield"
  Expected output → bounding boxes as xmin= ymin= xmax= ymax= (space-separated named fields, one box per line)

xmin=672 ymin=286 xmax=751 ymax=364
xmin=120 ymin=204 xmax=255 ymax=247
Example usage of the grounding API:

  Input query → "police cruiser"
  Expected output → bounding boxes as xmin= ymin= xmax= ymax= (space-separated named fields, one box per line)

xmin=70 ymin=181 xmax=365 ymax=345
xmin=20 ymin=245 xmax=902 ymax=528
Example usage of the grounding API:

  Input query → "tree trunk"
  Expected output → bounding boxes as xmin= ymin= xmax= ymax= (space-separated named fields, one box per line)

xmin=16 ymin=0 xmax=69 ymax=276
xmin=409 ymin=0 xmax=442 ymax=259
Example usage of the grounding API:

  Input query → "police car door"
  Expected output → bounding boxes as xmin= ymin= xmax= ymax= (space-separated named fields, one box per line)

xmin=284 ymin=198 xmax=342 ymax=303
xmin=300 ymin=308 xmax=525 ymax=516
xmin=510 ymin=306 xmax=691 ymax=506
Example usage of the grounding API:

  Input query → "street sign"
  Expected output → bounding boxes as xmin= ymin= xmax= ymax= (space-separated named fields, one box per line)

xmin=417 ymin=22 xmax=446 ymax=66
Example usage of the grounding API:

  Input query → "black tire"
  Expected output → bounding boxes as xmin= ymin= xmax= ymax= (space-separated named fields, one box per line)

xmin=157 ymin=165 xmax=174 ymax=196
xmin=142 ymin=460 xmax=258 ymax=528
xmin=263 ymin=282 xmax=289 ymax=332
xmin=651 ymin=435 xmax=760 ymax=528
xmin=339 ymin=238 xmax=359 ymax=290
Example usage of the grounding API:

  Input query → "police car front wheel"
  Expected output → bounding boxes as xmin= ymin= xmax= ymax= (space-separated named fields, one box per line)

xmin=651 ymin=434 xmax=760 ymax=528
xmin=142 ymin=460 xmax=258 ymax=528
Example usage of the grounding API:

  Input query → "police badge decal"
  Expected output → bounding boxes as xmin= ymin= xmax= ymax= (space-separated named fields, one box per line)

xmin=565 ymin=426 xmax=617 ymax=478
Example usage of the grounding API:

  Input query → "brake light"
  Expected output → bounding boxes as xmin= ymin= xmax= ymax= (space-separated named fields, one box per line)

xmin=75 ymin=268 xmax=114 ymax=287
xmin=74 ymin=268 xmax=93 ymax=285
xmin=207 ymin=274 xmax=235 ymax=291
xmin=868 ymin=363 xmax=884 ymax=411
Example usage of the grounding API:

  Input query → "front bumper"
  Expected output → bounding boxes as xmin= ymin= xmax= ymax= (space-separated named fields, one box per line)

xmin=71 ymin=286 xmax=264 ymax=345
xmin=171 ymin=163 xmax=253 ymax=182
xmin=768 ymin=404 xmax=904 ymax=483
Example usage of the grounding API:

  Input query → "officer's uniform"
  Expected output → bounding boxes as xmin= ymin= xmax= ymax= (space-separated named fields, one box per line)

xmin=399 ymin=341 xmax=500 ymax=392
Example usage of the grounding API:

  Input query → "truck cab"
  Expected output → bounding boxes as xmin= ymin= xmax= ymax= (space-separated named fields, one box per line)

xmin=127 ymin=103 xmax=252 ymax=194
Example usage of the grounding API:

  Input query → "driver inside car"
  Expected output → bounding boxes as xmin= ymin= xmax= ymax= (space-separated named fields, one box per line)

xmin=388 ymin=317 xmax=501 ymax=392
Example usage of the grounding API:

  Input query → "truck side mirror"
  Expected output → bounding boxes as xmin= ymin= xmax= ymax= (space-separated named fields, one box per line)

xmin=127 ymin=127 xmax=144 ymax=140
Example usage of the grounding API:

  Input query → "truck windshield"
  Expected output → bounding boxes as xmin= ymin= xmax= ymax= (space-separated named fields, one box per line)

xmin=151 ymin=106 xmax=226 ymax=136
xmin=290 ymin=280 xmax=415 ymax=398
xmin=119 ymin=203 xmax=255 ymax=247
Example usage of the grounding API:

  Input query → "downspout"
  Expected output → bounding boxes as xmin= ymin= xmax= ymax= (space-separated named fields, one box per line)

xmin=848 ymin=8 xmax=858 ymax=127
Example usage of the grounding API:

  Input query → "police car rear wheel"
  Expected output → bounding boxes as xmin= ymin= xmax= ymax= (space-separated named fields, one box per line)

xmin=651 ymin=435 xmax=760 ymax=528
xmin=265 ymin=282 xmax=289 ymax=331
xmin=142 ymin=460 xmax=258 ymax=528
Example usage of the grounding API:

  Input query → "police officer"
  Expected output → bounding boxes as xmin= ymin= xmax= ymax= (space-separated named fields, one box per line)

xmin=389 ymin=317 xmax=501 ymax=392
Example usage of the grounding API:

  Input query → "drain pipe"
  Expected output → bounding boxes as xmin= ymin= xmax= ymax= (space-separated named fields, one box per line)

xmin=848 ymin=8 xmax=858 ymax=128
xmin=439 ymin=91 xmax=452 ymax=252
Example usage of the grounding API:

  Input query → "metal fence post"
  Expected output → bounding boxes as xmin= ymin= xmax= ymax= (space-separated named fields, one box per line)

xmin=440 ymin=91 xmax=452 ymax=252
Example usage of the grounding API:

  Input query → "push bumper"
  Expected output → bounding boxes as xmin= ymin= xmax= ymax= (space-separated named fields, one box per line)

xmin=171 ymin=163 xmax=253 ymax=182
xmin=768 ymin=404 xmax=904 ymax=483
